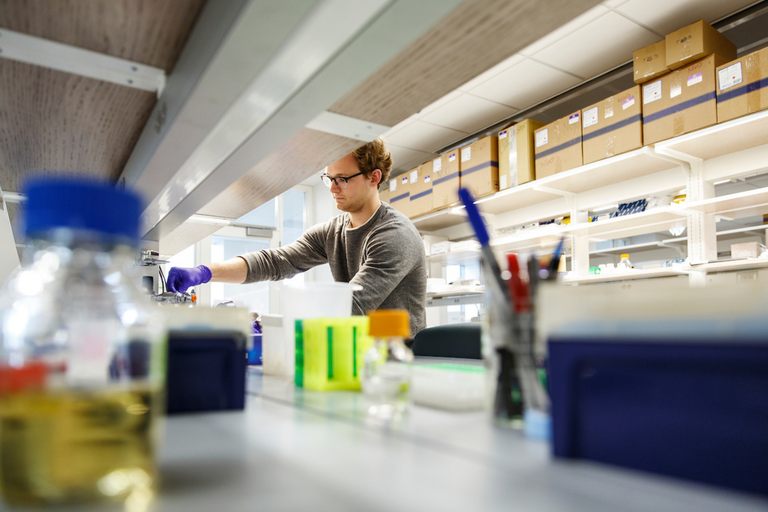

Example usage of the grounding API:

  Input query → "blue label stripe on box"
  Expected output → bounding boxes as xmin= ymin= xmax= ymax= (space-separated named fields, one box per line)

xmin=582 ymin=114 xmax=642 ymax=142
xmin=391 ymin=192 xmax=409 ymax=203
xmin=410 ymin=189 xmax=433 ymax=201
xmin=536 ymin=137 xmax=582 ymax=159
xmin=461 ymin=161 xmax=499 ymax=176
xmin=719 ymin=77 xmax=768 ymax=102
xmin=643 ymin=92 xmax=716 ymax=124
xmin=433 ymin=171 xmax=459 ymax=185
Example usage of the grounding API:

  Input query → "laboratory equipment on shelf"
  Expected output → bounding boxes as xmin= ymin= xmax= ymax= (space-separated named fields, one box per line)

xmin=617 ymin=253 xmax=633 ymax=270
xmin=362 ymin=310 xmax=413 ymax=420
xmin=0 ymin=178 xmax=166 ymax=507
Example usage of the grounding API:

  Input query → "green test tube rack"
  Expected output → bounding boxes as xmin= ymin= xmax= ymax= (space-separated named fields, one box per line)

xmin=294 ymin=316 xmax=372 ymax=391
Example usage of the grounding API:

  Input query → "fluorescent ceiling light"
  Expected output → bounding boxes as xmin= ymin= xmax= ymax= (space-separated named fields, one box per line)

xmin=187 ymin=214 xmax=231 ymax=226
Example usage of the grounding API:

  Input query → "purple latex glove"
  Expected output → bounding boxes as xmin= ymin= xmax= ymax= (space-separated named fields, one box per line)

xmin=166 ymin=265 xmax=212 ymax=293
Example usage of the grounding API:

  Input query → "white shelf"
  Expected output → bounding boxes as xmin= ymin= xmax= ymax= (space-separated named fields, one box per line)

xmin=425 ymin=289 xmax=484 ymax=307
xmin=491 ymin=224 xmax=569 ymax=252
xmin=686 ymin=187 xmax=768 ymax=219
xmin=685 ymin=258 xmax=768 ymax=273
xmin=567 ymin=207 xmax=688 ymax=241
xmin=562 ymin=267 xmax=688 ymax=284
xmin=656 ymin=109 xmax=768 ymax=161
xmin=411 ymin=208 xmax=466 ymax=232
xmin=426 ymin=250 xmax=480 ymax=265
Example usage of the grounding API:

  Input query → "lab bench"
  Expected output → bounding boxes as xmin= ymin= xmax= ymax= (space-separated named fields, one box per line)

xmin=21 ymin=368 xmax=768 ymax=512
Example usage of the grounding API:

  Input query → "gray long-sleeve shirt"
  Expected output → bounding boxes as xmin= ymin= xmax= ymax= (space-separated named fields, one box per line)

xmin=238 ymin=202 xmax=427 ymax=335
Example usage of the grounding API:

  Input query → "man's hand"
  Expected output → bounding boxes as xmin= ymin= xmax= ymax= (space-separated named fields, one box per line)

xmin=166 ymin=265 xmax=212 ymax=293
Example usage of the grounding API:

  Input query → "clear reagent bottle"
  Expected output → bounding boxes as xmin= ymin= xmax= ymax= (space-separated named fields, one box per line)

xmin=617 ymin=253 xmax=633 ymax=270
xmin=362 ymin=310 xmax=413 ymax=420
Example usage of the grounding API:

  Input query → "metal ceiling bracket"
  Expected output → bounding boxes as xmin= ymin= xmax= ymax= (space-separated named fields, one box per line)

xmin=306 ymin=111 xmax=390 ymax=142
xmin=0 ymin=29 xmax=166 ymax=95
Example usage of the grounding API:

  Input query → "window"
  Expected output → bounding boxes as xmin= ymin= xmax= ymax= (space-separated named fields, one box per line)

xmin=211 ymin=236 xmax=271 ymax=314
xmin=282 ymin=189 xmax=306 ymax=285
xmin=235 ymin=198 xmax=277 ymax=228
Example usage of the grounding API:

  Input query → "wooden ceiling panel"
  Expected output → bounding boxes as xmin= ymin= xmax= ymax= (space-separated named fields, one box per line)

xmin=0 ymin=59 xmax=156 ymax=192
xmin=197 ymin=128 xmax=361 ymax=219
xmin=329 ymin=0 xmax=602 ymax=127
xmin=0 ymin=0 xmax=206 ymax=72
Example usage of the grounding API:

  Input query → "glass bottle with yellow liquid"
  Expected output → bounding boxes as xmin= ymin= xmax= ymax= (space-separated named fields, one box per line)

xmin=0 ymin=179 xmax=166 ymax=508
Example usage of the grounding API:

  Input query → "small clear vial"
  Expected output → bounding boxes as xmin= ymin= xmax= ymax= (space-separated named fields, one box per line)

xmin=362 ymin=310 xmax=413 ymax=420
xmin=617 ymin=253 xmax=633 ymax=270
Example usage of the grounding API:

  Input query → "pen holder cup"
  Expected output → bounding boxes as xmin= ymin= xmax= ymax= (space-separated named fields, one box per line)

xmin=481 ymin=263 xmax=550 ymax=438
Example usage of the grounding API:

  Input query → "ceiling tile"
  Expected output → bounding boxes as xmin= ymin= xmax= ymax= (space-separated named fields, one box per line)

xmin=520 ymin=5 xmax=609 ymax=56
xmin=420 ymin=94 xmax=518 ymax=133
xmin=468 ymin=59 xmax=582 ymax=110
xmin=384 ymin=120 xmax=467 ymax=153
xmin=458 ymin=55 xmax=526 ymax=92
xmin=602 ymin=0 xmax=628 ymax=7
xmin=414 ymin=90 xmax=463 ymax=117
xmin=381 ymin=115 xmax=417 ymax=140
xmin=616 ymin=0 xmax=756 ymax=35
xmin=533 ymin=11 xmax=660 ymax=79
xmin=386 ymin=144 xmax=431 ymax=170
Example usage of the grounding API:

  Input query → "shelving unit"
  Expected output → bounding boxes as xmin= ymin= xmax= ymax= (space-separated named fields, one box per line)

xmin=426 ymin=290 xmax=484 ymax=307
xmin=426 ymin=250 xmax=479 ymax=265
xmin=411 ymin=108 xmax=768 ymax=284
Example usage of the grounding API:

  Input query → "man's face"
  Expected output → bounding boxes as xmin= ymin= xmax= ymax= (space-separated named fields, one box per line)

xmin=326 ymin=154 xmax=376 ymax=213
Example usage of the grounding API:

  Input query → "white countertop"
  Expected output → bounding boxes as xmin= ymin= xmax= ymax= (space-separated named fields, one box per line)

xmin=25 ymin=368 xmax=768 ymax=512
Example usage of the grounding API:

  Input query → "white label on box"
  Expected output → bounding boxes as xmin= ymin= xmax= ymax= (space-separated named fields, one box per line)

xmin=461 ymin=147 xmax=471 ymax=162
xmin=390 ymin=180 xmax=397 ymax=192
xmin=605 ymin=107 xmax=614 ymax=118
xmin=583 ymin=107 xmax=598 ymax=128
xmin=719 ymin=62 xmax=743 ymax=91
xmin=643 ymin=80 xmax=662 ymax=104
xmin=448 ymin=152 xmax=456 ymax=162
xmin=622 ymin=96 xmax=635 ymax=110
xmin=410 ymin=170 xmax=418 ymax=184
xmin=500 ymin=175 xmax=507 ymax=189
xmin=499 ymin=130 xmax=507 ymax=139
xmin=424 ymin=175 xmax=430 ymax=183
xmin=568 ymin=113 xmax=579 ymax=124
xmin=670 ymin=84 xmax=681 ymax=98
xmin=433 ymin=158 xmax=441 ymax=172
xmin=401 ymin=176 xmax=408 ymax=185
xmin=687 ymin=72 xmax=702 ymax=87
xmin=535 ymin=129 xmax=548 ymax=148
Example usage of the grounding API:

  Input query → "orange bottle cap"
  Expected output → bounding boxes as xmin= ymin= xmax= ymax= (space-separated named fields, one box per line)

xmin=367 ymin=309 xmax=410 ymax=338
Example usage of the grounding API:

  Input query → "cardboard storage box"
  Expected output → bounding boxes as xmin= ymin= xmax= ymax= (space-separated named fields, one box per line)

xmin=408 ymin=163 xmax=433 ymax=219
xmin=459 ymin=135 xmax=499 ymax=199
xmin=731 ymin=241 xmax=764 ymax=259
xmin=717 ymin=46 xmax=768 ymax=123
xmin=379 ymin=185 xmax=390 ymax=204
xmin=642 ymin=54 xmax=728 ymax=145
xmin=498 ymin=119 xmax=544 ymax=190
xmin=666 ymin=20 xmax=736 ymax=70
xmin=634 ymin=40 xmax=669 ymax=84
xmin=431 ymin=150 xmax=460 ymax=210
xmin=389 ymin=173 xmax=410 ymax=217
xmin=582 ymin=86 xmax=643 ymax=165
xmin=534 ymin=112 xmax=583 ymax=179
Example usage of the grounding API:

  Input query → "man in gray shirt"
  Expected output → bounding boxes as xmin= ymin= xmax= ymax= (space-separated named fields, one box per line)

xmin=167 ymin=139 xmax=427 ymax=335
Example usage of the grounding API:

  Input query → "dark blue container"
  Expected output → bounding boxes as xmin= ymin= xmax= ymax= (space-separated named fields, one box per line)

xmin=549 ymin=337 xmax=768 ymax=496
xmin=166 ymin=330 xmax=247 ymax=414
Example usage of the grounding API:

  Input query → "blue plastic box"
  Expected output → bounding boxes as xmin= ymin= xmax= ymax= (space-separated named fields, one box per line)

xmin=166 ymin=330 xmax=248 ymax=414
xmin=549 ymin=337 xmax=768 ymax=496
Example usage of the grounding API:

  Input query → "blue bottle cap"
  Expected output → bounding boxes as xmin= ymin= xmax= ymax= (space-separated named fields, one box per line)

xmin=23 ymin=177 xmax=143 ymax=244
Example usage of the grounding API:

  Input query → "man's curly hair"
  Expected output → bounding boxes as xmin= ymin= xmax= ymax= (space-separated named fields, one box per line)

xmin=352 ymin=138 xmax=392 ymax=190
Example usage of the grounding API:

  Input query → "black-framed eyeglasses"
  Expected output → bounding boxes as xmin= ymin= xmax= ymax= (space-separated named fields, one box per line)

xmin=321 ymin=172 xmax=364 ymax=189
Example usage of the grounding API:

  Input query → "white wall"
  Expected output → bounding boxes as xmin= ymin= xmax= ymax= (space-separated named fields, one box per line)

xmin=310 ymin=180 xmax=340 ymax=282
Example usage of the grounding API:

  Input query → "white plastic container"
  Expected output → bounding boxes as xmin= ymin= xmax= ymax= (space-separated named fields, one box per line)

xmin=267 ymin=282 xmax=360 ymax=377
xmin=260 ymin=314 xmax=285 ymax=375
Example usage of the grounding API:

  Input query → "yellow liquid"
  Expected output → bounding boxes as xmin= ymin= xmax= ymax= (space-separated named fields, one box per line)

xmin=0 ymin=386 xmax=162 ymax=506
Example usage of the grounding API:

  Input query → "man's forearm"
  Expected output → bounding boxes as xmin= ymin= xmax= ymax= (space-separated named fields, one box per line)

xmin=208 ymin=257 xmax=248 ymax=284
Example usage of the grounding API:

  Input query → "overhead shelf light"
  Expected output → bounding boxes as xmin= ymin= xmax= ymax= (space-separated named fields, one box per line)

xmin=187 ymin=214 xmax=231 ymax=226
